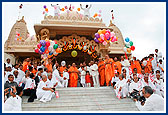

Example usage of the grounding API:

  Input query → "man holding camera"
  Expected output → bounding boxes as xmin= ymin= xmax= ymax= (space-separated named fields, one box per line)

xmin=135 ymin=86 xmax=164 ymax=111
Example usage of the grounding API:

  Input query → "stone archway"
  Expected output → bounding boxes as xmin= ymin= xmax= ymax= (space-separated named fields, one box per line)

xmin=55 ymin=34 xmax=99 ymax=65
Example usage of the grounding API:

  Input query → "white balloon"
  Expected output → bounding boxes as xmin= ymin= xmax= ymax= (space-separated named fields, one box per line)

xmin=48 ymin=46 xmax=53 ymax=51
xmin=50 ymin=41 xmax=55 ymax=46
xmin=123 ymin=47 xmax=127 ymax=52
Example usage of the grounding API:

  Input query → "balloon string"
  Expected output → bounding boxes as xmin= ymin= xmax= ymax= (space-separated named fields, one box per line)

xmin=125 ymin=52 xmax=128 ymax=60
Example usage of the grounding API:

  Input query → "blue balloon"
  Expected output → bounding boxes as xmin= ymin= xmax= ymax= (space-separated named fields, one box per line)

xmin=49 ymin=52 xmax=53 ymax=55
xmin=125 ymin=37 xmax=130 ymax=42
xmin=40 ymin=46 xmax=45 ymax=52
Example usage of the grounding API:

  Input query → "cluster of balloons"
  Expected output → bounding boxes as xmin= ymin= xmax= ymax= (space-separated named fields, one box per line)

xmin=94 ymin=29 xmax=118 ymax=45
xmin=15 ymin=32 xmax=22 ymax=41
xmin=71 ymin=50 xmax=78 ymax=57
xmin=43 ymin=5 xmax=48 ymax=16
xmin=35 ymin=40 xmax=62 ymax=59
xmin=123 ymin=37 xmax=135 ymax=53
xmin=62 ymin=5 xmax=76 ymax=12
xmin=93 ymin=10 xmax=101 ymax=18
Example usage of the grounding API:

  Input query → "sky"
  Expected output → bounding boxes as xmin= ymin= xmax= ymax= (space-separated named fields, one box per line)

xmin=2 ymin=2 xmax=166 ymax=60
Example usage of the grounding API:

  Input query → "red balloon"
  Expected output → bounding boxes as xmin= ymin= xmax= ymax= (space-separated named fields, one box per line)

xmin=37 ymin=43 xmax=41 ymax=49
xmin=54 ymin=40 xmax=57 ymax=44
xmin=17 ymin=33 xmax=20 ymax=36
xmin=35 ymin=48 xmax=39 ymax=53
xmin=46 ymin=41 xmax=50 ymax=47
xmin=131 ymin=46 xmax=135 ymax=51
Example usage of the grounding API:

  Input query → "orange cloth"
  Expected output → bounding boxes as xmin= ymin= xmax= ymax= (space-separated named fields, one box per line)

xmin=60 ymin=66 xmax=67 ymax=77
xmin=32 ymin=68 xmax=37 ymax=76
xmin=68 ymin=66 xmax=79 ymax=87
xmin=142 ymin=61 xmax=152 ymax=73
xmin=114 ymin=61 xmax=122 ymax=75
xmin=105 ymin=58 xmax=114 ymax=86
xmin=98 ymin=61 xmax=105 ymax=86
xmin=131 ymin=61 xmax=142 ymax=74
xmin=22 ymin=62 xmax=30 ymax=72
xmin=46 ymin=64 xmax=53 ymax=72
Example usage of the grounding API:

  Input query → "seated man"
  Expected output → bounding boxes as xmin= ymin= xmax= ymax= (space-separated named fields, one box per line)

xmin=111 ymin=72 xmax=119 ymax=87
xmin=4 ymin=86 xmax=23 ymax=111
xmin=4 ymin=74 xmax=18 ymax=98
xmin=141 ymin=73 xmax=156 ymax=92
xmin=129 ymin=74 xmax=142 ymax=96
xmin=135 ymin=86 xmax=164 ymax=111
xmin=153 ymin=73 xmax=164 ymax=97
xmin=114 ymin=74 xmax=128 ymax=98
xmin=36 ymin=75 xmax=55 ymax=103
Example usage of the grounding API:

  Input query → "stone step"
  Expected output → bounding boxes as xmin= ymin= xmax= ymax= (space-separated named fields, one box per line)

xmin=22 ymin=97 xmax=133 ymax=104
xmin=22 ymin=103 xmax=138 ymax=111
xmin=22 ymin=99 xmax=135 ymax=107
xmin=21 ymin=87 xmax=138 ymax=111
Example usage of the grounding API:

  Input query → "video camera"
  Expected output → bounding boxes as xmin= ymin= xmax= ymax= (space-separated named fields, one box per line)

xmin=130 ymin=89 xmax=146 ymax=104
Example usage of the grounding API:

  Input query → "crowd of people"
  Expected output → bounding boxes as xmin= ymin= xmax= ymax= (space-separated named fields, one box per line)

xmin=3 ymin=49 xmax=164 ymax=111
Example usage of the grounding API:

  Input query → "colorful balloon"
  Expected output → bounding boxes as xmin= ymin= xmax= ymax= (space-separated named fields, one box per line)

xmin=129 ymin=41 xmax=133 ymax=46
xmin=46 ymin=41 xmax=50 ymax=47
xmin=53 ymin=44 xmax=58 ymax=49
xmin=127 ymin=48 xmax=131 ymax=53
xmin=43 ymin=5 xmax=47 ymax=9
xmin=95 ymin=33 xmax=100 ymax=39
xmin=77 ymin=8 xmax=80 ymax=11
xmin=102 ymin=41 xmax=107 ymax=45
xmin=125 ymin=37 xmax=130 ymax=42
xmin=130 ymin=46 xmax=135 ymax=51
xmin=40 ymin=46 xmax=45 ymax=52
xmin=35 ymin=48 xmax=39 ymax=53
xmin=98 ymin=30 xmax=102 ymax=35
xmin=123 ymin=47 xmax=127 ymax=52
xmin=37 ymin=43 xmax=41 ymax=49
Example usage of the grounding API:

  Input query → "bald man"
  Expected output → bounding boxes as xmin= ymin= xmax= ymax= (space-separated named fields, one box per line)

xmin=68 ymin=63 xmax=79 ymax=87
xmin=36 ymin=75 xmax=55 ymax=103
xmin=98 ymin=58 xmax=105 ymax=86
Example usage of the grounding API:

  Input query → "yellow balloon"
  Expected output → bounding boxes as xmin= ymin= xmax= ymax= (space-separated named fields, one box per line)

xmin=71 ymin=50 xmax=77 ymax=57
xmin=98 ymin=30 xmax=102 ymax=35
xmin=127 ymin=48 xmax=131 ymax=53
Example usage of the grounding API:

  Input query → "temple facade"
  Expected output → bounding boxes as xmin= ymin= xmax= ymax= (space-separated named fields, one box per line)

xmin=4 ymin=11 xmax=129 ymax=65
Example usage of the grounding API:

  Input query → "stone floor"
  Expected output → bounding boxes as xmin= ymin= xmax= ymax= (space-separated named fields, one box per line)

xmin=22 ymin=87 xmax=139 ymax=111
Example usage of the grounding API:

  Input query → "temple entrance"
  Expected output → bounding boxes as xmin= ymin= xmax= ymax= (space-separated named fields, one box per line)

xmin=56 ymin=50 xmax=93 ymax=66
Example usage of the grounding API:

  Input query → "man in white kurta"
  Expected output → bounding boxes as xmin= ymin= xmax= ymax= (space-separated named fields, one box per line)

xmin=80 ymin=67 xmax=86 ymax=87
xmin=141 ymin=73 xmax=156 ymax=91
xmin=52 ymin=67 xmax=63 ymax=88
xmin=135 ymin=86 xmax=164 ymax=111
xmin=153 ymin=73 xmax=164 ymax=97
xmin=36 ymin=75 xmax=55 ymax=102
xmin=114 ymin=75 xmax=128 ymax=98
xmin=62 ymin=69 xmax=69 ymax=88
xmin=90 ymin=61 xmax=100 ymax=87
xmin=129 ymin=74 xmax=142 ymax=95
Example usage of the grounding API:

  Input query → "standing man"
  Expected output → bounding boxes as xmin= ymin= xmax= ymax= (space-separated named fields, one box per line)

xmin=68 ymin=63 xmax=79 ymax=87
xmin=104 ymin=55 xmax=114 ymax=86
xmin=5 ymin=58 xmax=12 ymax=68
xmin=98 ymin=58 xmax=105 ymax=86
xmin=51 ymin=4 xmax=61 ymax=16
xmin=90 ymin=61 xmax=100 ymax=87
xmin=113 ymin=57 xmax=122 ymax=75
xmin=59 ymin=61 xmax=67 ymax=77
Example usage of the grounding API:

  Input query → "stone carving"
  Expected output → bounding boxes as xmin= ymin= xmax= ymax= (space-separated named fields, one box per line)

xmin=39 ymin=28 xmax=50 ymax=40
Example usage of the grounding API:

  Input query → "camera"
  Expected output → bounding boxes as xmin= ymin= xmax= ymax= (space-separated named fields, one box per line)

xmin=130 ymin=89 xmax=146 ymax=104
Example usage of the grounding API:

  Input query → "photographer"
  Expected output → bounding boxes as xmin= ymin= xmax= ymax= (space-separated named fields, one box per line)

xmin=4 ymin=86 xmax=23 ymax=111
xmin=135 ymin=86 xmax=164 ymax=111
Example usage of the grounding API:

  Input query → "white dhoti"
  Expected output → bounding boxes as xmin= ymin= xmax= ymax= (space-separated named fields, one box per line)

xmin=115 ymin=87 xmax=128 ymax=98
xmin=62 ymin=80 xmax=68 ymax=88
xmin=36 ymin=90 xmax=55 ymax=102
xmin=92 ymin=75 xmax=100 ymax=87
